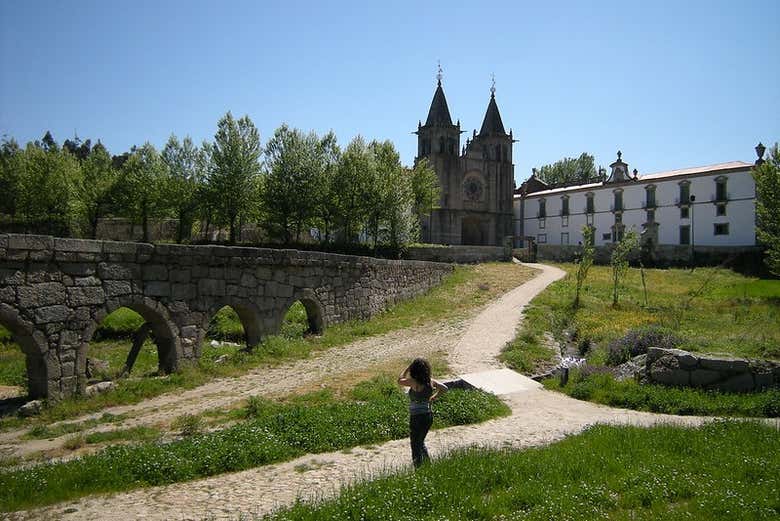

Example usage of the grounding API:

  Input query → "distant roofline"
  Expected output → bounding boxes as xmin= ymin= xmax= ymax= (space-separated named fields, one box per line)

xmin=515 ymin=161 xmax=752 ymax=199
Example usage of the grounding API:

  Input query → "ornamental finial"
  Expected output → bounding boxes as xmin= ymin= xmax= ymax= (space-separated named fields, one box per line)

xmin=490 ymin=73 xmax=496 ymax=96
xmin=436 ymin=61 xmax=443 ymax=85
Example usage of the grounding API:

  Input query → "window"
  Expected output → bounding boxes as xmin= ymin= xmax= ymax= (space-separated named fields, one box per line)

xmin=561 ymin=232 xmax=569 ymax=244
xmin=679 ymin=182 xmax=690 ymax=205
xmin=680 ymin=206 xmax=689 ymax=219
xmin=562 ymin=216 xmax=569 ymax=227
xmin=680 ymin=225 xmax=690 ymax=245
xmin=586 ymin=193 xmax=595 ymax=214
xmin=716 ymin=204 xmax=726 ymax=216
xmin=602 ymin=233 xmax=612 ymax=241
xmin=586 ymin=213 xmax=594 ymax=225
xmin=537 ymin=234 xmax=547 ymax=244
xmin=561 ymin=196 xmax=570 ymax=216
xmin=539 ymin=218 xmax=546 ymax=229
xmin=645 ymin=185 xmax=656 ymax=208
xmin=613 ymin=190 xmax=623 ymax=212
xmin=646 ymin=210 xmax=655 ymax=222
xmin=715 ymin=177 xmax=727 ymax=202
xmin=538 ymin=199 xmax=546 ymax=218
xmin=714 ymin=223 xmax=729 ymax=235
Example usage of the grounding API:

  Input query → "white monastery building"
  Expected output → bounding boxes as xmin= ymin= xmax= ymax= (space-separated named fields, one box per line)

xmin=514 ymin=146 xmax=767 ymax=264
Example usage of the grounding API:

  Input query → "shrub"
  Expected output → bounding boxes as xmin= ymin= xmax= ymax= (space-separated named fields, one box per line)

xmin=606 ymin=326 xmax=682 ymax=366
xmin=172 ymin=414 xmax=203 ymax=437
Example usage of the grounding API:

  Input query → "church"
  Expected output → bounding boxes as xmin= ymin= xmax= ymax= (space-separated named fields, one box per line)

xmin=415 ymin=71 xmax=515 ymax=246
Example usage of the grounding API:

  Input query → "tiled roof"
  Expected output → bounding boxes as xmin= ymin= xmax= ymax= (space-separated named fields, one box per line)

xmin=515 ymin=161 xmax=752 ymax=198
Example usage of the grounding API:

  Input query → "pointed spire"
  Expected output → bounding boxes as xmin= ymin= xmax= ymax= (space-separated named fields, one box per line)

xmin=478 ymin=77 xmax=506 ymax=137
xmin=425 ymin=62 xmax=453 ymax=127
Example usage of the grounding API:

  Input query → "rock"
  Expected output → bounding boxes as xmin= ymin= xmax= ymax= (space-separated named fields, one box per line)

xmin=715 ymin=373 xmax=755 ymax=393
xmin=214 ymin=354 xmax=229 ymax=364
xmin=649 ymin=354 xmax=689 ymax=386
xmin=690 ymin=369 xmax=721 ymax=387
xmin=19 ymin=399 xmax=43 ymax=417
xmin=86 ymin=358 xmax=110 ymax=379
xmin=85 ymin=381 xmax=116 ymax=397
xmin=614 ymin=354 xmax=647 ymax=382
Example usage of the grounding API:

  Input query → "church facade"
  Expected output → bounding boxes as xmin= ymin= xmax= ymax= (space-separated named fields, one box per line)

xmin=415 ymin=76 xmax=515 ymax=246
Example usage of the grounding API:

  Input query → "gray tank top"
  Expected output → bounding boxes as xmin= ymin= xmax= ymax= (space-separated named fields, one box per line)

xmin=408 ymin=385 xmax=433 ymax=415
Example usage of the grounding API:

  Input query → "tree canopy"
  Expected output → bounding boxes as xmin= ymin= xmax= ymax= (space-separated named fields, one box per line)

xmin=536 ymin=152 xmax=599 ymax=185
xmin=753 ymin=143 xmax=780 ymax=275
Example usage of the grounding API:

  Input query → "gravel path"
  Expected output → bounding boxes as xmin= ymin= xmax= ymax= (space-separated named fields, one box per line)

xmin=11 ymin=262 xmax=769 ymax=521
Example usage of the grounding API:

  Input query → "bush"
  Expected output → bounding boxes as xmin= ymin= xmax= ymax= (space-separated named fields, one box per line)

xmin=606 ymin=326 xmax=682 ymax=366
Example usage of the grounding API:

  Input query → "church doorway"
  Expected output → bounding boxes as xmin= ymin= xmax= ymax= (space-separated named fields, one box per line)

xmin=461 ymin=216 xmax=487 ymax=245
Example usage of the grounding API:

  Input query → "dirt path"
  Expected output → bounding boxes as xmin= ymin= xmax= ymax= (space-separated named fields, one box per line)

xmin=11 ymin=263 xmax=773 ymax=521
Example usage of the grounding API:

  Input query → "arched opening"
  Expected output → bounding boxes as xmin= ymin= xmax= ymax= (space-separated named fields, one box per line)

xmin=0 ymin=306 xmax=50 ymax=403
xmin=277 ymin=292 xmax=324 ymax=338
xmin=206 ymin=301 xmax=262 ymax=351
xmin=80 ymin=299 xmax=180 ymax=392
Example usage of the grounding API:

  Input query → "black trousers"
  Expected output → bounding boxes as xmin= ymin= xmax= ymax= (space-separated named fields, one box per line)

xmin=409 ymin=411 xmax=433 ymax=467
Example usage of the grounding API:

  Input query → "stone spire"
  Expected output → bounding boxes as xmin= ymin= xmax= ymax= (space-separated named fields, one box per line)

xmin=478 ymin=78 xmax=506 ymax=137
xmin=425 ymin=63 xmax=453 ymax=127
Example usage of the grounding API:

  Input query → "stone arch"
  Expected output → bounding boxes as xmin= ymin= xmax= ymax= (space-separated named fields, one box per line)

xmin=0 ymin=303 xmax=53 ymax=399
xmin=79 ymin=297 xmax=181 ymax=392
xmin=204 ymin=298 xmax=264 ymax=349
xmin=275 ymin=289 xmax=325 ymax=336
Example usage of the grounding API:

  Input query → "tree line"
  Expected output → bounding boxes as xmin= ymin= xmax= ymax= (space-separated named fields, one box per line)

xmin=0 ymin=113 xmax=440 ymax=250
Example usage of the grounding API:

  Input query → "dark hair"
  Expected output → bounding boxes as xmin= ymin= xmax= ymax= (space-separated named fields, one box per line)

xmin=409 ymin=358 xmax=432 ymax=389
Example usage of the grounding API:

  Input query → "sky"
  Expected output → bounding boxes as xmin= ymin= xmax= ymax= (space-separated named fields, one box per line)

xmin=1 ymin=0 xmax=778 ymax=186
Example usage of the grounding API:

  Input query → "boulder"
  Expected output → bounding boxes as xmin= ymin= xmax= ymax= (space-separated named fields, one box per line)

xmin=19 ymin=399 xmax=43 ymax=417
xmin=649 ymin=354 xmax=690 ymax=386
xmin=85 ymin=381 xmax=116 ymax=397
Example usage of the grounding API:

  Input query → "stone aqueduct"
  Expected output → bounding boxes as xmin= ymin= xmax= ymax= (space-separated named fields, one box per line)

xmin=0 ymin=234 xmax=453 ymax=400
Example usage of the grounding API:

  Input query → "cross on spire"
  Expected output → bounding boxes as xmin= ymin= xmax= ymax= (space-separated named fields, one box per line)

xmin=490 ymin=73 xmax=496 ymax=97
xmin=436 ymin=61 xmax=443 ymax=85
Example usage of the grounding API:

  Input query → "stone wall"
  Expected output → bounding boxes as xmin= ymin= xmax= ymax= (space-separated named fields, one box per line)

xmin=405 ymin=245 xmax=511 ymax=264
xmin=0 ymin=234 xmax=453 ymax=399
xmin=646 ymin=347 xmax=780 ymax=392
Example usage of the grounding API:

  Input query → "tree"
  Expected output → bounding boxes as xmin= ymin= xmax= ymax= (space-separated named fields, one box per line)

xmin=72 ymin=142 xmax=118 ymax=239
xmin=331 ymin=137 xmax=375 ymax=244
xmin=0 ymin=138 xmax=22 ymax=220
xmin=410 ymin=158 xmax=440 ymax=220
xmin=754 ymin=143 xmax=780 ymax=275
xmin=162 ymin=135 xmax=205 ymax=243
xmin=263 ymin=125 xmax=324 ymax=244
xmin=209 ymin=112 xmax=262 ymax=243
xmin=610 ymin=230 xmax=639 ymax=307
xmin=116 ymin=143 xmax=169 ymax=242
xmin=368 ymin=140 xmax=418 ymax=249
xmin=573 ymin=225 xmax=595 ymax=308
xmin=313 ymin=132 xmax=341 ymax=243
xmin=536 ymin=152 xmax=596 ymax=185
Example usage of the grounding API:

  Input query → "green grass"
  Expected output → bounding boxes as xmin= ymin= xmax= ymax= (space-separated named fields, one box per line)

xmin=83 ymin=426 xmax=161 ymax=445
xmin=91 ymin=308 xmax=144 ymax=340
xmin=501 ymin=265 xmax=780 ymax=371
xmin=0 ymin=263 xmax=534 ymax=428
xmin=544 ymin=372 xmax=780 ymax=417
xmin=265 ymin=421 xmax=780 ymax=520
xmin=0 ymin=377 xmax=509 ymax=512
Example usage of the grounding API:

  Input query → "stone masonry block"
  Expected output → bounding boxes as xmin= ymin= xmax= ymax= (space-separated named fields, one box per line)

xmin=67 ymin=287 xmax=105 ymax=306
xmin=0 ymin=268 xmax=26 ymax=285
xmin=61 ymin=263 xmax=97 ymax=277
xmin=690 ymin=369 xmax=721 ymax=387
xmin=102 ymin=241 xmax=138 ymax=255
xmin=7 ymin=234 xmax=54 ymax=251
xmin=18 ymin=282 xmax=67 ymax=308
xmin=98 ymin=262 xmax=140 ymax=280
xmin=34 ymin=305 xmax=71 ymax=324
xmin=143 ymin=265 xmax=169 ymax=281
xmin=198 ymin=279 xmax=225 ymax=296
xmin=240 ymin=273 xmax=257 ymax=288
xmin=172 ymin=283 xmax=196 ymax=300
xmin=145 ymin=281 xmax=171 ymax=297
xmin=104 ymin=280 xmax=132 ymax=297
xmin=0 ymin=286 xmax=15 ymax=304
xmin=74 ymin=276 xmax=102 ymax=287
xmin=136 ymin=243 xmax=154 ymax=262
xmin=170 ymin=270 xmax=191 ymax=283
xmin=716 ymin=373 xmax=755 ymax=393
xmin=54 ymin=238 xmax=103 ymax=253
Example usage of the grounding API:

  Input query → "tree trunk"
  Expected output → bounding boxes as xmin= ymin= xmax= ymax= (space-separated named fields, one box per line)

xmin=120 ymin=323 xmax=151 ymax=377
xmin=142 ymin=201 xmax=149 ymax=243
xmin=229 ymin=214 xmax=237 ymax=244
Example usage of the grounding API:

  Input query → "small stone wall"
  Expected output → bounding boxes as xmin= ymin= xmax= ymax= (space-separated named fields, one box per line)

xmin=405 ymin=245 xmax=510 ymax=264
xmin=646 ymin=347 xmax=780 ymax=392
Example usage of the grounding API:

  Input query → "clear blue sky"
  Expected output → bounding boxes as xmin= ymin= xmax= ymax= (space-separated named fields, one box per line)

xmin=1 ymin=0 xmax=778 ymax=185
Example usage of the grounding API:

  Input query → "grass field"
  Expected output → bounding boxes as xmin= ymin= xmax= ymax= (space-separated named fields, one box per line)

xmin=265 ymin=421 xmax=780 ymax=520
xmin=0 ymin=376 xmax=509 ymax=512
xmin=502 ymin=265 xmax=780 ymax=371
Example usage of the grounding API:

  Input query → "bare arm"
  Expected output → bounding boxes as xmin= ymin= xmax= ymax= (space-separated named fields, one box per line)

xmin=429 ymin=378 xmax=448 ymax=401
xmin=398 ymin=364 xmax=414 ymax=387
